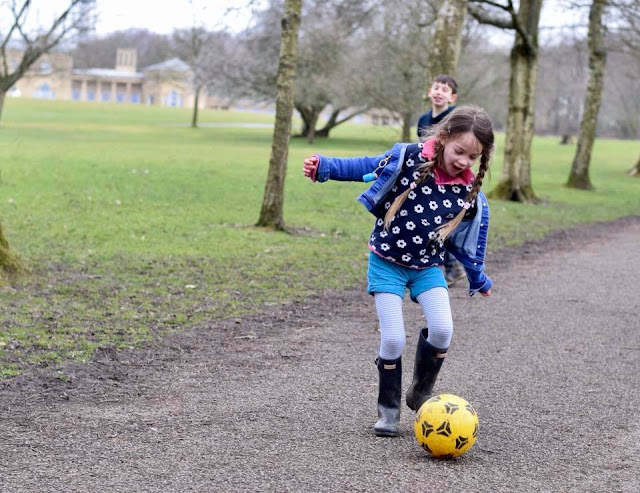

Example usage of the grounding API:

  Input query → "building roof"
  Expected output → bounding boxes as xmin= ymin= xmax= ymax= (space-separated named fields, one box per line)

xmin=72 ymin=68 xmax=144 ymax=79
xmin=144 ymin=58 xmax=191 ymax=72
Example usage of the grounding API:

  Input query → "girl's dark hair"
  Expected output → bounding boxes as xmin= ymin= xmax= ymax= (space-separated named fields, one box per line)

xmin=384 ymin=106 xmax=495 ymax=240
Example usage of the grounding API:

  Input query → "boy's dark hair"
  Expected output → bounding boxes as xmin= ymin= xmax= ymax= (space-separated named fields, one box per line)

xmin=432 ymin=74 xmax=458 ymax=94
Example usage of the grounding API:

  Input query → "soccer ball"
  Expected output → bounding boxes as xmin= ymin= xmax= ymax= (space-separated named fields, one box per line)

xmin=414 ymin=394 xmax=479 ymax=459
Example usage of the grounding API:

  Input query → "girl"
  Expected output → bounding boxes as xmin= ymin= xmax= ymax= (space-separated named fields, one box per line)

xmin=302 ymin=106 xmax=494 ymax=437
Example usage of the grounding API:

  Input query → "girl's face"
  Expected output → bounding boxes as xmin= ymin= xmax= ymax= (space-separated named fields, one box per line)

xmin=441 ymin=131 xmax=482 ymax=176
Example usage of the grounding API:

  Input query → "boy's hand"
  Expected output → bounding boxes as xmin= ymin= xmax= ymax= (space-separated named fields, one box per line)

xmin=480 ymin=289 xmax=491 ymax=297
xmin=303 ymin=154 xmax=319 ymax=182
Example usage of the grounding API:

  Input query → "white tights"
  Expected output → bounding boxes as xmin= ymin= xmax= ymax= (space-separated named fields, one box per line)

xmin=374 ymin=288 xmax=453 ymax=361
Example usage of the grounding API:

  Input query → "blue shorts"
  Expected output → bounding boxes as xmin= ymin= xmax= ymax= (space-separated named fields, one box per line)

xmin=367 ymin=251 xmax=448 ymax=302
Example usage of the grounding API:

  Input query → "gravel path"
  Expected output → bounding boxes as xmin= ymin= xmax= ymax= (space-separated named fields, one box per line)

xmin=2 ymin=217 xmax=639 ymax=493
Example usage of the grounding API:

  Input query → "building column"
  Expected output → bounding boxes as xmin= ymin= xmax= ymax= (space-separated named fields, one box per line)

xmin=81 ymin=79 xmax=87 ymax=101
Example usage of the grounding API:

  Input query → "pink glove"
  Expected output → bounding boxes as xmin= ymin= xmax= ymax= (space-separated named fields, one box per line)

xmin=303 ymin=154 xmax=319 ymax=182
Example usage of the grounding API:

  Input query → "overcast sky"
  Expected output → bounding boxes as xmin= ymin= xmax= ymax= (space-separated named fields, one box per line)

xmin=13 ymin=0 xmax=254 ymax=35
xmin=93 ymin=0 xmax=254 ymax=34
xmin=18 ymin=0 xmax=585 ymax=41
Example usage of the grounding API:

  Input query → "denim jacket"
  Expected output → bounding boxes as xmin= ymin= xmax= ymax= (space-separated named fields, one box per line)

xmin=316 ymin=142 xmax=492 ymax=295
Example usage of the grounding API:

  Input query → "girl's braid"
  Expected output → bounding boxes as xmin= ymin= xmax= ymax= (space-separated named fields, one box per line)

xmin=383 ymin=146 xmax=441 ymax=230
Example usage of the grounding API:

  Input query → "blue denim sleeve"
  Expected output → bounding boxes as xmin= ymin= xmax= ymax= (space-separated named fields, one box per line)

xmin=446 ymin=194 xmax=492 ymax=297
xmin=465 ymin=269 xmax=492 ymax=297
xmin=315 ymin=153 xmax=387 ymax=182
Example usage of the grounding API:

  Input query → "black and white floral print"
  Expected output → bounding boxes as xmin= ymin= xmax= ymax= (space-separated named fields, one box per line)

xmin=369 ymin=147 xmax=474 ymax=269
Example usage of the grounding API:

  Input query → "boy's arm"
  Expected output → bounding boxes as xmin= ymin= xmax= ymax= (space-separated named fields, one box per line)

xmin=303 ymin=153 xmax=387 ymax=183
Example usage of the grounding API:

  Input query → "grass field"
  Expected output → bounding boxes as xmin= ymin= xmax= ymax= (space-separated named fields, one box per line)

xmin=0 ymin=98 xmax=638 ymax=378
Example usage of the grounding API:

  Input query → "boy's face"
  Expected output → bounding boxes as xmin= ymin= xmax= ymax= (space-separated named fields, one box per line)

xmin=428 ymin=82 xmax=457 ymax=110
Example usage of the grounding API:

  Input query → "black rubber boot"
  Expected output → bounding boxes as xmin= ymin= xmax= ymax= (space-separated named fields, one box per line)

xmin=405 ymin=328 xmax=447 ymax=412
xmin=373 ymin=357 xmax=402 ymax=437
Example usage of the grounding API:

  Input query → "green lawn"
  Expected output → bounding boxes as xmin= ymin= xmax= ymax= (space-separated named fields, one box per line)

xmin=0 ymin=98 xmax=638 ymax=377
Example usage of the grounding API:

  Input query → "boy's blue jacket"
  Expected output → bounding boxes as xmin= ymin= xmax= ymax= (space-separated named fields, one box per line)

xmin=315 ymin=142 xmax=492 ymax=296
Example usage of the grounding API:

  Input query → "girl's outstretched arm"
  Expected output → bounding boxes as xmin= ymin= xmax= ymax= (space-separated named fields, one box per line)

xmin=302 ymin=152 xmax=388 ymax=183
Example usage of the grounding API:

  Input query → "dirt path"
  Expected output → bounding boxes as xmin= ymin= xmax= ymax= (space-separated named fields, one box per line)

xmin=2 ymin=217 xmax=639 ymax=493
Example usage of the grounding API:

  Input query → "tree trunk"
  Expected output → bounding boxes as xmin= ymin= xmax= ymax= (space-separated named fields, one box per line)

xmin=425 ymin=0 xmax=468 ymax=84
xmin=401 ymin=113 xmax=412 ymax=142
xmin=420 ymin=0 xmax=466 ymax=136
xmin=629 ymin=154 xmax=640 ymax=176
xmin=306 ymin=114 xmax=318 ymax=144
xmin=0 ymin=221 xmax=23 ymax=282
xmin=256 ymin=0 xmax=302 ymax=230
xmin=191 ymin=85 xmax=201 ymax=128
xmin=567 ymin=0 xmax=607 ymax=190
xmin=295 ymin=103 xmax=325 ymax=140
xmin=560 ymin=134 xmax=573 ymax=145
xmin=0 ymin=90 xmax=5 ymax=120
xmin=488 ymin=1 xmax=542 ymax=203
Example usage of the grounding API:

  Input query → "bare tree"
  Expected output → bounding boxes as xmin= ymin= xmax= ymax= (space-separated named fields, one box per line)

xmin=257 ymin=0 xmax=302 ymax=230
xmin=357 ymin=0 xmax=435 ymax=141
xmin=171 ymin=0 xmax=222 ymax=128
xmin=219 ymin=0 xmax=378 ymax=142
xmin=567 ymin=0 xmax=608 ymax=190
xmin=173 ymin=26 xmax=211 ymax=128
xmin=0 ymin=0 xmax=96 ymax=119
xmin=535 ymin=37 xmax=587 ymax=140
xmin=469 ymin=0 xmax=544 ymax=203
xmin=293 ymin=0 xmax=379 ymax=141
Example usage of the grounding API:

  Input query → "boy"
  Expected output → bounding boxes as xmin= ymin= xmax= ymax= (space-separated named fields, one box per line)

xmin=416 ymin=74 xmax=465 ymax=285
xmin=417 ymin=74 xmax=458 ymax=139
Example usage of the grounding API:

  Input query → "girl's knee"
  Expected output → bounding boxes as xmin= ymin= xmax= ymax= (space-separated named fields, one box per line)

xmin=380 ymin=335 xmax=405 ymax=360
xmin=426 ymin=323 xmax=453 ymax=350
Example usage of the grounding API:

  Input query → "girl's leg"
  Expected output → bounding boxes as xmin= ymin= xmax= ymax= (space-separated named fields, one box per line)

xmin=372 ymin=292 xmax=404 ymax=437
xmin=415 ymin=287 xmax=453 ymax=350
xmin=374 ymin=292 xmax=406 ymax=360
xmin=406 ymin=287 xmax=452 ymax=411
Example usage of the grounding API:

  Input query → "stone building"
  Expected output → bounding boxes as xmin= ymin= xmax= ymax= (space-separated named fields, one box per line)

xmin=7 ymin=48 xmax=203 ymax=109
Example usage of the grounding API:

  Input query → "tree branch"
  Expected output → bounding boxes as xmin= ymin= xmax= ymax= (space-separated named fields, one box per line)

xmin=41 ymin=0 xmax=87 ymax=50
xmin=2 ymin=0 xmax=32 ymax=53
xmin=467 ymin=3 xmax=514 ymax=29
xmin=330 ymin=106 xmax=371 ymax=126
xmin=0 ymin=1 xmax=95 ymax=93
xmin=468 ymin=0 xmax=534 ymax=51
